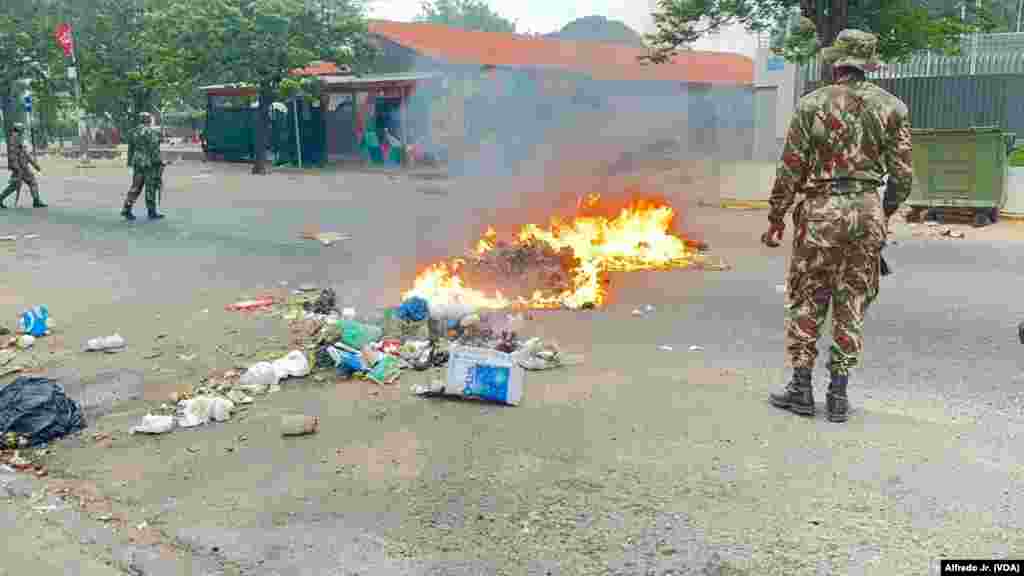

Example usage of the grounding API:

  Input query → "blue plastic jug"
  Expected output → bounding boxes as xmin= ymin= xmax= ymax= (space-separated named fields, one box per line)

xmin=19 ymin=306 xmax=48 ymax=337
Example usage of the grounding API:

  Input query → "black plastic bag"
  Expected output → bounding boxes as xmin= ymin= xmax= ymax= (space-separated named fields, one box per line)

xmin=0 ymin=377 xmax=87 ymax=446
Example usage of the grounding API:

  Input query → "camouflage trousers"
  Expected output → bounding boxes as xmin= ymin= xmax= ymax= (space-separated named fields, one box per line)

xmin=785 ymin=194 xmax=885 ymax=376
xmin=0 ymin=169 xmax=40 ymax=205
xmin=125 ymin=166 xmax=162 ymax=208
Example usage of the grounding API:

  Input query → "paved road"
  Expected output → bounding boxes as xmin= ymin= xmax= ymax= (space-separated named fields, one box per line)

xmin=2 ymin=159 xmax=1023 ymax=575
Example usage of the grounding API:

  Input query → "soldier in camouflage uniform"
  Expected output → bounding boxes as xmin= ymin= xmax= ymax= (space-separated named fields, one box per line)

xmin=0 ymin=123 xmax=46 ymax=209
xmin=122 ymin=112 xmax=164 ymax=221
xmin=763 ymin=30 xmax=914 ymax=422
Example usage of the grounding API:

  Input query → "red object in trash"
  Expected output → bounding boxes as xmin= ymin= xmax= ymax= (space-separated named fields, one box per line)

xmin=379 ymin=339 xmax=401 ymax=355
xmin=226 ymin=297 xmax=275 ymax=311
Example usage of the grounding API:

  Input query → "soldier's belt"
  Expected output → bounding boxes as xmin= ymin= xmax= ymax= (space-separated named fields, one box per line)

xmin=808 ymin=178 xmax=883 ymax=196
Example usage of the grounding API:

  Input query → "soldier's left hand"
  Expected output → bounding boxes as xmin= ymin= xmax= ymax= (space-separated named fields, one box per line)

xmin=761 ymin=221 xmax=785 ymax=248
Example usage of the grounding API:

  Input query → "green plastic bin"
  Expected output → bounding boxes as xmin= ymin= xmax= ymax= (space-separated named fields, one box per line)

xmin=907 ymin=126 xmax=1010 ymax=224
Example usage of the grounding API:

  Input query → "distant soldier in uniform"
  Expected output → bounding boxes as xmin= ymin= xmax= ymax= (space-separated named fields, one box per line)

xmin=121 ymin=112 xmax=164 ymax=220
xmin=0 ymin=123 xmax=46 ymax=209
xmin=762 ymin=29 xmax=914 ymax=422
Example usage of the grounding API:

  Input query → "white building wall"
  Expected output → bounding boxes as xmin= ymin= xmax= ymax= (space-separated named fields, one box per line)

xmin=754 ymin=35 xmax=798 ymax=147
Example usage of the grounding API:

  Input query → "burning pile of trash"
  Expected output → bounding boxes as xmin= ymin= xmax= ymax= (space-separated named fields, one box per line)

xmin=444 ymin=236 xmax=581 ymax=305
xmin=404 ymin=193 xmax=723 ymax=311
xmin=128 ymin=194 xmax=725 ymax=424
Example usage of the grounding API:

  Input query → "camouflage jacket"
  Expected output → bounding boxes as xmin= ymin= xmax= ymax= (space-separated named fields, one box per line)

xmin=6 ymin=137 xmax=38 ymax=173
xmin=768 ymin=78 xmax=913 ymax=226
xmin=127 ymin=125 xmax=161 ymax=170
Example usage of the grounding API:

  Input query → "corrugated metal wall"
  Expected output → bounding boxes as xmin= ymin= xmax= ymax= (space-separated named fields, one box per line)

xmin=802 ymin=33 xmax=1024 ymax=83
xmin=799 ymin=33 xmax=1024 ymax=136
xmin=804 ymin=75 xmax=1024 ymax=135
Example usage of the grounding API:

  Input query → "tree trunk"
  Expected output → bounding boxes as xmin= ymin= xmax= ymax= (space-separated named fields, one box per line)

xmin=1 ymin=83 xmax=11 ymax=134
xmin=252 ymin=84 xmax=272 ymax=175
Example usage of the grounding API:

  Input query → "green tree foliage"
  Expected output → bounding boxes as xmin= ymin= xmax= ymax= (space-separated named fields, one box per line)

xmin=61 ymin=0 xmax=174 ymax=132
xmin=146 ymin=0 xmax=372 ymax=173
xmin=645 ymin=0 xmax=1000 ymax=69
xmin=1 ymin=0 xmax=373 ymax=166
xmin=0 ymin=0 xmax=63 ymax=133
xmin=1011 ymin=146 xmax=1024 ymax=167
xmin=417 ymin=0 xmax=516 ymax=33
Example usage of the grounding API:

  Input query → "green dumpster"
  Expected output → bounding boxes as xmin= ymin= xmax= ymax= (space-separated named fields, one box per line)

xmin=907 ymin=126 xmax=1010 ymax=225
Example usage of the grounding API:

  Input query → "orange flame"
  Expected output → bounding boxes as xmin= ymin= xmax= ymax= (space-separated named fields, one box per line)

xmin=403 ymin=195 xmax=704 ymax=310
xmin=475 ymin=226 xmax=497 ymax=255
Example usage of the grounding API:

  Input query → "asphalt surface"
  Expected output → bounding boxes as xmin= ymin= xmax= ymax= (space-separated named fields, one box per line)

xmin=2 ymin=158 xmax=1023 ymax=575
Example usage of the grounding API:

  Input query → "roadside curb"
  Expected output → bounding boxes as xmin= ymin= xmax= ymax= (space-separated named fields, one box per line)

xmin=700 ymin=198 xmax=770 ymax=210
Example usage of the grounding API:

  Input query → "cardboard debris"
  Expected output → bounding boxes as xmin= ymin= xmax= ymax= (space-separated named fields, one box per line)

xmin=300 ymin=228 xmax=352 ymax=246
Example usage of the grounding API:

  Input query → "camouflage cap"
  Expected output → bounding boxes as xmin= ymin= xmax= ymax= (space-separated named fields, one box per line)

xmin=821 ymin=29 xmax=881 ymax=72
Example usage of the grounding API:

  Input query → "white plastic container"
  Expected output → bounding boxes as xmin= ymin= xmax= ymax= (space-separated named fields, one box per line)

xmin=85 ymin=334 xmax=126 ymax=352
xmin=445 ymin=346 xmax=524 ymax=406
xmin=1004 ymin=167 xmax=1024 ymax=217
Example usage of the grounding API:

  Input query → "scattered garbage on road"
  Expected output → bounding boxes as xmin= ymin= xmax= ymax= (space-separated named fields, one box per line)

xmin=131 ymin=414 xmax=175 ymax=435
xmin=0 ymin=377 xmax=86 ymax=447
xmin=112 ymin=287 xmax=593 ymax=443
xmin=514 ymin=338 xmax=584 ymax=371
xmin=178 ymin=395 xmax=235 ymax=428
xmin=237 ymin=362 xmax=278 ymax=394
xmin=632 ymin=304 xmax=656 ymax=317
xmin=443 ymin=346 xmax=525 ymax=405
xmin=15 ymin=335 xmax=35 ymax=350
xmin=84 ymin=334 xmax=126 ymax=353
xmin=281 ymin=414 xmax=319 ymax=436
xmin=19 ymin=306 xmax=52 ymax=337
xmin=0 ymin=234 xmax=40 ymax=242
xmin=226 ymin=297 xmax=275 ymax=312
xmin=910 ymin=222 xmax=968 ymax=239
xmin=299 ymin=229 xmax=352 ymax=246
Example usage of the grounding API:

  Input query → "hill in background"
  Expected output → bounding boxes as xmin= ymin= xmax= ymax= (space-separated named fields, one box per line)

xmin=547 ymin=15 xmax=646 ymax=47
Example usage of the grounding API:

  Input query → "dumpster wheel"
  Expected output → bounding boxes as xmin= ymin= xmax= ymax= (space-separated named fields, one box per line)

xmin=974 ymin=208 xmax=998 ymax=228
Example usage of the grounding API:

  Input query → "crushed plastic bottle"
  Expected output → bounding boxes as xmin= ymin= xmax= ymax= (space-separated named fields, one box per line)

xmin=84 ymin=334 xmax=126 ymax=352
xmin=19 ymin=306 xmax=49 ymax=337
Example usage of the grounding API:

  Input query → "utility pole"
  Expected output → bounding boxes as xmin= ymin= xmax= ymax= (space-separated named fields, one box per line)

xmin=56 ymin=18 xmax=90 ymax=167
xmin=69 ymin=42 xmax=90 ymax=166
xmin=23 ymin=93 xmax=34 ymax=159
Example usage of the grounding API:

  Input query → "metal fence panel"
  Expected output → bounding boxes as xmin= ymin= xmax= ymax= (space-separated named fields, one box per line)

xmin=801 ymin=32 xmax=1024 ymax=83
xmin=802 ymin=75 xmax=1024 ymax=135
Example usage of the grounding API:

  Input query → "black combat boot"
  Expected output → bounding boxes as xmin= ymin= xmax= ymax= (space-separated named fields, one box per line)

xmin=32 ymin=200 xmax=47 ymax=208
xmin=826 ymin=372 xmax=849 ymax=423
xmin=147 ymin=204 xmax=164 ymax=220
xmin=770 ymin=367 xmax=815 ymax=416
xmin=121 ymin=202 xmax=136 ymax=221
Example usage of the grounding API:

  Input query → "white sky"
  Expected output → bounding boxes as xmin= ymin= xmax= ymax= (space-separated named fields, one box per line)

xmin=364 ymin=0 xmax=758 ymax=58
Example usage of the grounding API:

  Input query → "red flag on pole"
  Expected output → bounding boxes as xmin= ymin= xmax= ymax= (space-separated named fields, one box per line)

xmin=55 ymin=23 xmax=74 ymax=57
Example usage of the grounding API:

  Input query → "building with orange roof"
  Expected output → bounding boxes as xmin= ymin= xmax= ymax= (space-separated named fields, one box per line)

xmin=366 ymin=20 xmax=753 ymax=85
xmin=362 ymin=20 xmax=757 ymax=172
xmin=199 ymin=21 xmax=758 ymax=169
